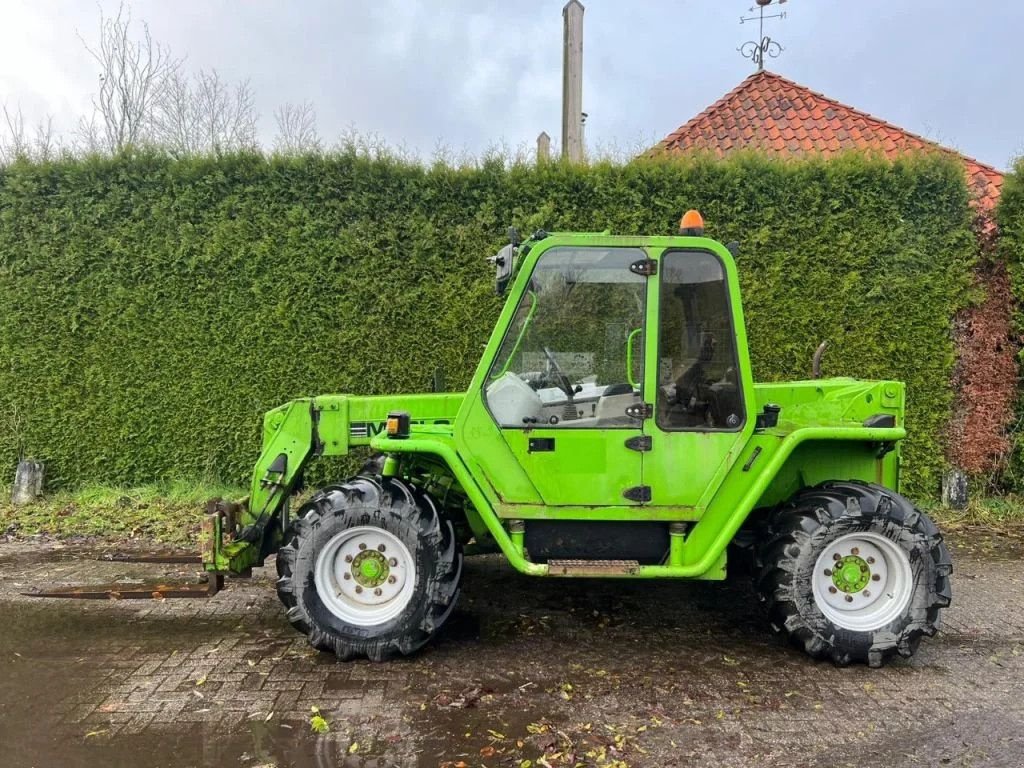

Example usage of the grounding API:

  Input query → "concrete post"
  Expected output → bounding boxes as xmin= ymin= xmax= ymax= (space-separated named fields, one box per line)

xmin=11 ymin=460 xmax=44 ymax=506
xmin=941 ymin=468 xmax=968 ymax=510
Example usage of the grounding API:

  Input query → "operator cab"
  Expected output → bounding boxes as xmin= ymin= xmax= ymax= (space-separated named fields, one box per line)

xmin=476 ymin=215 xmax=750 ymax=509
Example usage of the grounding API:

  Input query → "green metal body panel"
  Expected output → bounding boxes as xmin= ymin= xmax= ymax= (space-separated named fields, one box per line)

xmin=205 ymin=230 xmax=909 ymax=583
xmin=502 ymin=428 xmax=642 ymax=505
xmin=454 ymin=394 xmax=544 ymax=506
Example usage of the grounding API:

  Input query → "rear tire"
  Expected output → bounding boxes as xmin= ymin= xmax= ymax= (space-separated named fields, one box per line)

xmin=276 ymin=475 xmax=462 ymax=661
xmin=755 ymin=480 xmax=952 ymax=667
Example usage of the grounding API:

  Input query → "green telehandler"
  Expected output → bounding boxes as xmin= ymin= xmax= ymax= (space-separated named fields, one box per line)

xmin=195 ymin=210 xmax=950 ymax=668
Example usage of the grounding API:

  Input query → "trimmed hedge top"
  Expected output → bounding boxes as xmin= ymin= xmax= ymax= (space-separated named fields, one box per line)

xmin=0 ymin=150 xmax=974 ymax=498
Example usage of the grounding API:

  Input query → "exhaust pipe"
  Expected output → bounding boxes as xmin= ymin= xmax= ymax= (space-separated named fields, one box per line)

xmin=812 ymin=340 xmax=828 ymax=379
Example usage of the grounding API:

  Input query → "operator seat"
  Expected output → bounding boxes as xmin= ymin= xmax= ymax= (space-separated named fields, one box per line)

xmin=673 ymin=332 xmax=715 ymax=407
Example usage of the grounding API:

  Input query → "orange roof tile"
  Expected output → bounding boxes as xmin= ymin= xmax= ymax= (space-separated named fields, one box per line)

xmin=655 ymin=70 xmax=1003 ymax=213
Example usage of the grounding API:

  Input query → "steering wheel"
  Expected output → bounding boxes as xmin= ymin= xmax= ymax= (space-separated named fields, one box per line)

xmin=543 ymin=346 xmax=575 ymax=400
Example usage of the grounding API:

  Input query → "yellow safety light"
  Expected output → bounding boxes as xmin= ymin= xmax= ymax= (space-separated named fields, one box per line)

xmin=386 ymin=411 xmax=410 ymax=438
xmin=679 ymin=209 xmax=705 ymax=236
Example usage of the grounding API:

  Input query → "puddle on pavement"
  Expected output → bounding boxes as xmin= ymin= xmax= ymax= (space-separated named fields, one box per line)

xmin=0 ymin=600 xmax=296 ymax=768
xmin=0 ymin=599 xmax=252 ymax=655
xmin=0 ymin=545 xmax=94 ymax=566
xmin=2 ymin=720 xmax=333 ymax=768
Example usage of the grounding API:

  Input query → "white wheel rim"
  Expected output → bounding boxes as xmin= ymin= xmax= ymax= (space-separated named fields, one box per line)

xmin=314 ymin=526 xmax=416 ymax=627
xmin=811 ymin=531 xmax=914 ymax=632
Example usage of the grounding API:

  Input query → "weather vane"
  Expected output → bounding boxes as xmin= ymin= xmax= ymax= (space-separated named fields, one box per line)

xmin=739 ymin=0 xmax=788 ymax=71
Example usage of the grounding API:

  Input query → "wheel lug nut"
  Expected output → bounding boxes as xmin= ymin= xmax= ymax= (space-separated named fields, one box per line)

xmin=828 ymin=586 xmax=837 ymax=594
xmin=358 ymin=543 xmax=367 ymax=550
xmin=866 ymin=556 xmax=875 ymax=564
xmin=355 ymin=585 xmax=363 ymax=594
xmin=863 ymin=590 xmax=871 ymax=597
xmin=850 ymin=547 xmax=860 ymax=556
xmin=343 ymin=573 xmax=351 ymax=580
xmin=832 ymin=553 xmax=842 ymax=561
xmin=824 ymin=569 xmax=832 ymax=577
xmin=871 ymin=574 xmax=880 ymax=581
xmin=389 ymin=558 xmax=398 ymax=567
xmin=388 ymin=575 xmax=396 ymax=584
xmin=344 ymin=554 xmax=353 ymax=563
xmin=844 ymin=595 xmax=854 ymax=603
xmin=378 ymin=544 xmax=386 ymax=552
xmin=374 ymin=588 xmax=382 ymax=596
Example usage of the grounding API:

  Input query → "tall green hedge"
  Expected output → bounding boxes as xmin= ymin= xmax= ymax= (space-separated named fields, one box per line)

xmin=0 ymin=151 xmax=974 ymax=498
xmin=999 ymin=158 xmax=1024 ymax=316
xmin=996 ymin=158 xmax=1024 ymax=485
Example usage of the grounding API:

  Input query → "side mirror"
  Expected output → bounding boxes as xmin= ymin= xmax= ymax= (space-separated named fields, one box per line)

xmin=489 ymin=244 xmax=515 ymax=296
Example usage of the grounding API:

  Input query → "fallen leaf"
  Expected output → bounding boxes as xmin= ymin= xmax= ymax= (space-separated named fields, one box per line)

xmin=309 ymin=707 xmax=329 ymax=734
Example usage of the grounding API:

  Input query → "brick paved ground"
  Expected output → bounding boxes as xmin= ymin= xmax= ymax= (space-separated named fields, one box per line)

xmin=1 ymin=532 xmax=1022 ymax=767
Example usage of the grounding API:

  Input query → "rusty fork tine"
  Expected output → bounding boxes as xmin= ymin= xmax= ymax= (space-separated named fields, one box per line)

xmin=98 ymin=552 xmax=202 ymax=564
xmin=23 ymin=575 xmax=224 ymax=600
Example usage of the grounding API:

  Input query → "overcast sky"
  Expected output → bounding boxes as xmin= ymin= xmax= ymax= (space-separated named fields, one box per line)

xmin=1 ymin=0 xmax=1021 ymax=169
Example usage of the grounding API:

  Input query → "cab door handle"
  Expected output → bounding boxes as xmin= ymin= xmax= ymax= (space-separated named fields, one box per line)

xmin=528 ymin=437 xmax=555 ymax=452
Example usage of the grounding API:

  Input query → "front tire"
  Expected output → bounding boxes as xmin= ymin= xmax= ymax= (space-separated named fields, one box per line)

xmin=756 ymin=481 xmax=952 ymax=667
xmin=276 ymin=475 xmax=462 ymax=661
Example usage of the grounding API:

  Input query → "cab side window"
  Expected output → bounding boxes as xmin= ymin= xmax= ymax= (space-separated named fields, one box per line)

xmin=656 ymin=250 xmax=744 ymax=431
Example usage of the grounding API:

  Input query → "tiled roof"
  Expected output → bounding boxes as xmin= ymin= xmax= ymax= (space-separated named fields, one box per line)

xmin=656 ymin=70 xmax=1003 ymax=213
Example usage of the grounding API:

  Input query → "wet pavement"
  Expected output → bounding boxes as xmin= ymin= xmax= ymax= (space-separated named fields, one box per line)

xmin=1 ymin=532 xmax=1023 ymax=768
